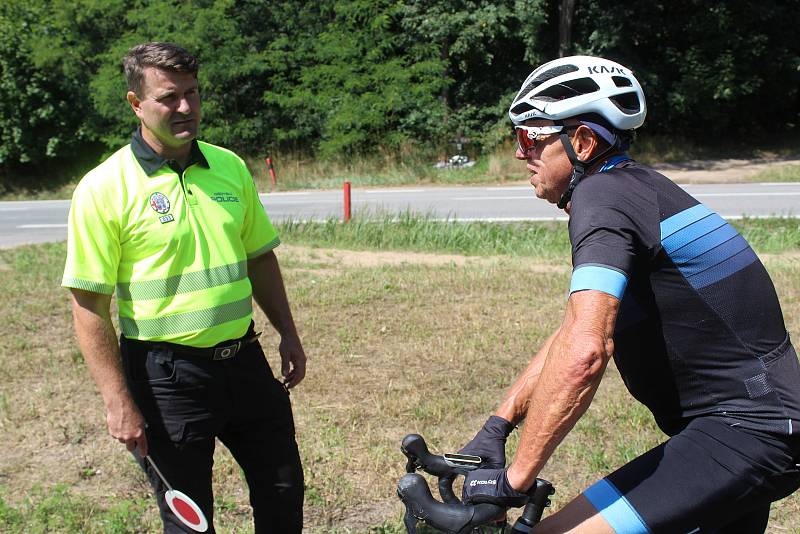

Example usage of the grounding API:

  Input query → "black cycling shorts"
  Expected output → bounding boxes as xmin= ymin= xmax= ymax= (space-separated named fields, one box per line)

xmin=583 ymin=416 xmax=800 ymax=533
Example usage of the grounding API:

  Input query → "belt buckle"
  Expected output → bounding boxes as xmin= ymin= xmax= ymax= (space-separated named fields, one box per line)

xmin=213 ymin=341 xmax=240 ymax=360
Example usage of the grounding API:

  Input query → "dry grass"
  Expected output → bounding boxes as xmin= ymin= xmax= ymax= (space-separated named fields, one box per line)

xmin=0 ymin=242 xmax=798 ymax=533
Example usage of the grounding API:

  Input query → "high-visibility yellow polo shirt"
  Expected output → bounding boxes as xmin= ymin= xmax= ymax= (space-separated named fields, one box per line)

xmin=62 ymin=130 xmax=279 ymax=347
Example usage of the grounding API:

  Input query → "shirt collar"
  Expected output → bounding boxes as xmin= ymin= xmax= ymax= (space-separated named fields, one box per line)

xmin=130 ymin=127 xmax=209 ymax=176
xmin=598 ymin=154 xmax=632 ymax=173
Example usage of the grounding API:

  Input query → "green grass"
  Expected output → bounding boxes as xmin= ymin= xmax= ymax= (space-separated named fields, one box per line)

xmin=275 ymin=215 xmax=800 ymax=257
xmin=1 ymin=219 xmax=798 ymax=533
xmin=747 ymin=164 xmax=800 ymax=183
xmin=247 ymin=150 xmax=520 ymax=192
xmin=732 ymin=217 xmax=800 ymax=253
xmin=277 ymin=213 xmax=572 ymax=259
xmin=0 ymin=486 xmax=155 ymax=534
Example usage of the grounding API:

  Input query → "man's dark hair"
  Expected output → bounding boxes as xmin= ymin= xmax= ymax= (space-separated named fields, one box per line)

xmin=123 ymin=42 xmax=199 ymax=97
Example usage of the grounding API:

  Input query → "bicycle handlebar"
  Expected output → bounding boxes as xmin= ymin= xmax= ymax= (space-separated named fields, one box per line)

xmin=398 ymin=472 xmax=509 ymax=534
xmin=401 ymin=434 xmax=476 ymax=505
xmin=397 ymin=434 xmax=555 ymax=534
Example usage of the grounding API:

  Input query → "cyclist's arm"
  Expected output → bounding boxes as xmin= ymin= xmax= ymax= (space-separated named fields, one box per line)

xmin=506 ymin=289 xmax=618 ymax=491
xmin=495 ymin=329 xmax=560 ymax=424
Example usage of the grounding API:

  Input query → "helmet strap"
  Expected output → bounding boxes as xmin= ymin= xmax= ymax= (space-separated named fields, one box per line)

xmin=556 ymin=129 xmax=620 ymax=210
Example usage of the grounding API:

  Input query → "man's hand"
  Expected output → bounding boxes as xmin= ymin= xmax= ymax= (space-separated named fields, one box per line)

xmin=279 ymin=335 xmax=306 ymax=388
xmin=248 ymin=251 xmax=307 ymax=388
xmin=106 ymin=396 xmax=148 ymax=456
xmin=462 ymin=468 xmax=530 ymax=508
xmin=460 ymin=415 xmax=515 ymax=469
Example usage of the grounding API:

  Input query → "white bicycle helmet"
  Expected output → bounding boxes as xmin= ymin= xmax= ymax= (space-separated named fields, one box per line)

xmin=509 ymin=55 xmax=646 ymax=131
xmin=509 ymin=56 xmax=646 ymax=209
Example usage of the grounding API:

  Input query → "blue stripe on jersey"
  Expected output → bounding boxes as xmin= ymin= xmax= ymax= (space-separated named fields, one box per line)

xmin=687 ymin=246 xmax=758 ymax=289
xmin=660 ymin=203 xmax=713 ymax=241
xmin=570 ymin=264 xmax=628 ymax=299
xmin=660 ymin=205 xmax=757 ymax=289
xmin=662 ymin=212 xmax=727 ymax=253
xmin=678 ymin=233 xmax=750 ymax=278
xmin=584 ymin=479 xmax=651 ymax=534
xmin=665 ymin=221 xmax=737 ymax=265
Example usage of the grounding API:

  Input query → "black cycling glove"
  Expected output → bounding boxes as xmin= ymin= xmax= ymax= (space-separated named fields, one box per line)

xmin=462 ymin=468 xmax=530 ymax=508
xmin=460 ymin=415 xmax=515 ymax=469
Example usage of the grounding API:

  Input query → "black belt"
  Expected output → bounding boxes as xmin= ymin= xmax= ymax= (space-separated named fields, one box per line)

xmin=127 ymin=332 xmax=262 ymax=361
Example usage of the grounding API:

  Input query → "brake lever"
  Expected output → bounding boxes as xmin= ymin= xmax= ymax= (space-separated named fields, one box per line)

xmin=402 ymin=434 xmax=485 ymax=506
xmin=401 ymin=434 xmax=480 ymax=477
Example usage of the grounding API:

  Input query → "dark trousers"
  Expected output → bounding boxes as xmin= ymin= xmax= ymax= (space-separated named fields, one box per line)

xmin=120 ymin=332 xmax=304 ymax=533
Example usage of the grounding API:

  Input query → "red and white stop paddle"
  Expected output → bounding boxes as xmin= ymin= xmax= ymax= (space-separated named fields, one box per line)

xmin=145 ymin=455 xmax=209 ymax=532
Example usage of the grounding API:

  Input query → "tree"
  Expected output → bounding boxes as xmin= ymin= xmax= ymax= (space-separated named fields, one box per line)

xmin=570 ymin=0 xmax=800 ymax=138
xmin=0 ymin=0 xmax=126 ymax=175
xmin=263 ymin=1 xmax=448 ymax=158
xmin=558 ymin=0 xmax=576 ymax=57
xmin=399 ymin=0 xmax=548 ymax=150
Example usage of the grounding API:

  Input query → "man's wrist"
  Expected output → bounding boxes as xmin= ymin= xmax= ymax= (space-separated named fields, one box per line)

xmin=103 ymin=385 xmax=136 ymax=411
xmin=279 ymin=328 xmax=300 ymax=343
xmin=505 ymin=463 xmax=531 ymax=493
xmin=495 ymin=407 xmax=517 ymax=425
xmin=486 ymin=415 xmax=515 ymax=436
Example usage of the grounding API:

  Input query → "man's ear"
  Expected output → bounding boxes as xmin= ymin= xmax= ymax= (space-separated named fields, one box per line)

xmin=572 ymin=125 xmax=599 ymax=161
xmin=127 ymin=91 xmax=143 ymax=119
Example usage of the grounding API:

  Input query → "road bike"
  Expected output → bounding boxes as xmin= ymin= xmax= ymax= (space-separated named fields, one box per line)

xmin=397 ymin=434 xmax=555 ymax=534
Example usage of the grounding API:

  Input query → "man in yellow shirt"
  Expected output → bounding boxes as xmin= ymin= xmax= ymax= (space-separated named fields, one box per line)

xmin=63 ymin=42 xmax=306 ymax=533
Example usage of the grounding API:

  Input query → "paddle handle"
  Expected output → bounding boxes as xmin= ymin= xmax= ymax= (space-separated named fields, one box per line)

xmin=145 ymin=455 xmax=174 ymax=492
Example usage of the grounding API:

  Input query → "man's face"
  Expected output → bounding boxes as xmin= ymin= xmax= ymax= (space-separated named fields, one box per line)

xmin=515 ymin=120 xmax=573 ymax=205
xmin=128 ymin=67 xmax=201 ymax=150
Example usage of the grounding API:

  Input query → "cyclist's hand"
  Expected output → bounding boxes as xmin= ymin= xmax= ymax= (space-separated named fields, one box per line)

xmin=460 ymin=415 xmax=515 ymax=469
xmin=462 ymin=468 xmax=529 ymax=508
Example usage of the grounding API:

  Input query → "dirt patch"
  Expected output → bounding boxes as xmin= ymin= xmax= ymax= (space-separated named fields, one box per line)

xmin=653 ymin=157 xmax=800 ymax=184
xmin=278 ymin=244 xmax=569 ymax=273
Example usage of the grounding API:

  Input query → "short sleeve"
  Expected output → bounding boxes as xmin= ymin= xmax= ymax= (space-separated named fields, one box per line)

xmin=62 ymin=179 xmax=121 ymax=294
xmin=239 ymin=160 xmax=280 ymax=258
xmin=567 ymin=174 xmax=655 ymax=300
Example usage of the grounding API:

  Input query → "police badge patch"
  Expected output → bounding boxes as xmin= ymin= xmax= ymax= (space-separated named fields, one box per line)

xmin=149 ymin=192 xmax=171 ymax=214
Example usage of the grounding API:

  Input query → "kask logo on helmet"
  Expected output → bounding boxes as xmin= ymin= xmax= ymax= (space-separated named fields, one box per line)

xmin=588 ymin=65 xmax=626 ymax=75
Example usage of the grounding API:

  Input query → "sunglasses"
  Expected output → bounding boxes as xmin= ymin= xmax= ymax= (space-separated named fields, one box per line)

xmin=514 ymin=124 xmax=577 ymax=153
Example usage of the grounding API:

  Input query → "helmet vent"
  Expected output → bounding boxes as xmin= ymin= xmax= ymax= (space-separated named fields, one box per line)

xmin=537 ymin=77 xmax=599 ymax=100
xmin=515 ymin=64 xmax=579 ymax=102
xmin=610 ymin=92 xmax=641 ymax=114
xmin=612 ymin=76 xmax=632 ymax=88
xmin=510 ymin=102 xmax=534 ymax=115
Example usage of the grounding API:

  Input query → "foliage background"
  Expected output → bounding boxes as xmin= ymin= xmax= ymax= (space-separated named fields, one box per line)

xmin=1 ymin=0 xmax=799 ymax=184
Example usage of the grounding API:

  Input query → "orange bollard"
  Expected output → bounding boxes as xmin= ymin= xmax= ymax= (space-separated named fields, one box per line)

xmin=265 ymin=157 xmax=277 ymax=187
xmin=343 ymin=181 xmax=351 ymax=222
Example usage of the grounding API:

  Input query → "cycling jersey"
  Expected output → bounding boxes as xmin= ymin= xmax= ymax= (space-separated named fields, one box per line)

xmin=568 ymin=160 xmax=800 ymax=437
xmin=569 ymin=159 xmax=800 ymax=533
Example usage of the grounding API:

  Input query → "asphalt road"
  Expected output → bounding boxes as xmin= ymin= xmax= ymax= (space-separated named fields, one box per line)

xmin=1 ymin=182 xmax=798 ymax=248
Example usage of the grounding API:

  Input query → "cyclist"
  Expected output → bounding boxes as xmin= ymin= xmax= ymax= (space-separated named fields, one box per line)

xmin=457 ymin=56 xmax=800 ymax=533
